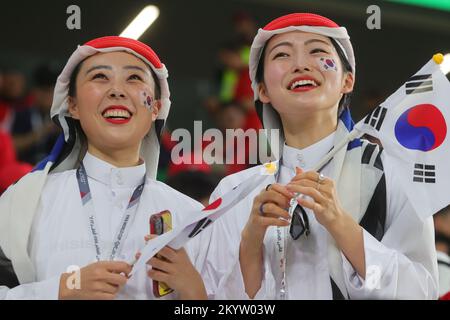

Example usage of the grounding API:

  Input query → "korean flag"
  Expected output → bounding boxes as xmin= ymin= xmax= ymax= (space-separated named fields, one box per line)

xmin=355 ymin=54 xmax=450 ymax=220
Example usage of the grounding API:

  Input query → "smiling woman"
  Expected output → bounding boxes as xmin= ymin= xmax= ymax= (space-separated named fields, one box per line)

xmin=67 ymin=51 xmax=160 ymax=168
xmin=205 ymin=13 xmax=439 ymax=300
xmin=0 ymin=36 xmax=213 ymax=300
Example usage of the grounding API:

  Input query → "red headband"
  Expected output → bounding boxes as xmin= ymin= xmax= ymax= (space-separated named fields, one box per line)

xmin=84 ymin=36 xmax=163 ymax=69
xmin=263 ymin=13 xmax=340 ymax=30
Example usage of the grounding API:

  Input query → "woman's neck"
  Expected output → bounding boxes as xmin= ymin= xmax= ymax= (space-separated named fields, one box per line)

xmin=87 ymin=143 xmax=142 ymax=168
xmin=280 ymin=110 xmax=338 ymax=150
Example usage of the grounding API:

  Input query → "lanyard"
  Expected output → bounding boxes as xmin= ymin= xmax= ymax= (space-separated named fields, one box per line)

xmin=274 ymin=153 xmax=333 ymax=300
xmin=76 ymin=162 xmax=145 ymax=261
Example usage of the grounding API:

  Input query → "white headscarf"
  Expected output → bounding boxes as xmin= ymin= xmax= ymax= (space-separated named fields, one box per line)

xmin=248 ymin=13 xmax=356 ymax=159
xmin=48 ymin=36 xmax=171 ymax=179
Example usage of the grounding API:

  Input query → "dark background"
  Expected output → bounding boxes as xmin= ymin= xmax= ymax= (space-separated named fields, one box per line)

xmin=1 ymin=0 xmax=450 ymax=129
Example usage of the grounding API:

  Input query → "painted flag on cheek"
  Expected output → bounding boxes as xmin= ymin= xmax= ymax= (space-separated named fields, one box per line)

xmin=318 ymin=57 xmax=338 ymax=72
xmin=354 ymin=53 xmax=450 ymax=220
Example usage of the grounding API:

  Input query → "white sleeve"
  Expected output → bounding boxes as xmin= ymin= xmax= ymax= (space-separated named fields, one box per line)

xmin=341 ymin=157 xmax=438 ymax=300
xmin=0 ymin=180 xmax=61 ymax=300
xmin=205 ymin=173 xmax=277 ymax=300
xmin=202 ymin=203 xmax=276 ymax=299
xmin=185 ymin=226 xmax=217 ymax=299
xmin=207 ymin=243 xmax=277 ymax=300
xmin=0 ymin=276 xmax=61 ymax=300
xmin=202 ymin=182 xmax=247 ymax=299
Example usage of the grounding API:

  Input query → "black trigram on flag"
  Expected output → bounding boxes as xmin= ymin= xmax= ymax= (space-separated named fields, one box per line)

xmin=364 ymin=106 xmax=388 ymax=131
xmin=405 ymin=74 xmax=433 ymax=95
xmin=188 ymin=217 xmax=213 ymax=238
xmin=413 ymin=163 xmax=436 ymax=183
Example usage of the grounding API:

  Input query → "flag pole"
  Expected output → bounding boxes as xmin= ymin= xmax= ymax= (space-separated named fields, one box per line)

xmin=312 ymin=128 xmax=364 ymax=172
xmin=289 ymin=127 xmax=364 ymax=210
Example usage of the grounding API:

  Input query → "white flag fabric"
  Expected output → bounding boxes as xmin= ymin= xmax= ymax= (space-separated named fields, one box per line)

xmin=354 ymin=54 xmax=450 ymax=220
xmin=130 ymin=170 xmax=271 ymax=275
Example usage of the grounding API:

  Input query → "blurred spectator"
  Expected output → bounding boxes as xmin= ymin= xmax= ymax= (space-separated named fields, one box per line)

xmin=158 ymin=129 xmax=217 ymax=182
xmin=215 ymin=42 xmax=253 ymax=104
xmin=204 ymin=12 xmax=261 ymax=135
xmin=1 ymin=69 xmax=27 ymax=104
xmin=215 ymin=101 xmax=258 ymax=176
xmin=157 ymin=127 xmax=178 ymax=182
xmin=166 ymin=170 xmax=219 ymax=207
xmin=216 ymin=100 xmax=247 ymax=131
xmin=202 ymin=13 xmax=262 ymax=178
xmin=0 ymin=130 xmax=32 ymax=195
xmin=0 ymin=68 xmax=29 ymax=133
xmin=11 ymin=64 xmax=60 ymax=164
xmin=0 ymin=100 xmax=13 ymax=133
xmin=233 ymin=11 xmax=257 ymax=48
xmin=166 ymin=151 xmax=217 ymax=206
xmin=227 ymin=12 xmax=259 ymax=125
xmin=168 ymin=151 xmax=212 ymax=178
xmin=434 ymin=205 xmax=450 ymax=299
xmin=0 ymin=68 xmax=33 ymax=112
xmin=0 ymin=68 xmax=13 ymax=132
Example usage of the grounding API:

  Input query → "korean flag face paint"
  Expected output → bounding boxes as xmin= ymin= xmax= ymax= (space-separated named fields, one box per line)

xmin=142 ymin=91 xmax=154 ymax=111
xmin=317 ymin=57 xmax=338 ymax=72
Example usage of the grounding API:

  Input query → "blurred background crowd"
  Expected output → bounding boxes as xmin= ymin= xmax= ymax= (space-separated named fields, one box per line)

xmin=1 ymin=0 xmax=450 ymax=298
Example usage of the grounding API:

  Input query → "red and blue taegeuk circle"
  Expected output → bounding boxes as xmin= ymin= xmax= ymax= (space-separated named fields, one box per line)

xmin=394 ymin=104 xmax=447 ymax=152
xmin=325 ymin=59 xmax=335 ymax=67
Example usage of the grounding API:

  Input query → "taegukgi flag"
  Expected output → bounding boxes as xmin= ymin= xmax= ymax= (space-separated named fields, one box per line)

xmin=354 ymin=53 xmax=450 ymax=220
xmin=130 ymin=168 xmax=272 ymax=275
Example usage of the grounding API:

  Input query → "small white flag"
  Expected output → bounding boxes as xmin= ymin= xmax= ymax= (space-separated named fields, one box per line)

xmin=130 ymin=172 xmax=269 ymax=275
xmin=354 ymin=53 xmax=450 ymax=220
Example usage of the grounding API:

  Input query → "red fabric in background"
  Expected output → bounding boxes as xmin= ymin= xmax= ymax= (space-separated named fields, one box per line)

xmin=0 ymin=130 xmax=32 ymax=194
xmin=234 ymin=68 xmax=253 ymax=102
xmin=244 ymin=109 xmax=262 ymax=131
xmin=440 ymin=291 xmax=450 ymax=300
xmin=0 ymin=103 xmax=10 ymax=123
xmin=168 ymin=151 xmax=212 ymax=177
xmin=0 ymin=130 xmax=16 ymax=166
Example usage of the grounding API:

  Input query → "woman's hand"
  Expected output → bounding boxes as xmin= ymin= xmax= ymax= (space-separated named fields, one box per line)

xmin=59 ymin=261 xmax=131 ymax=300
xmin=146 ymin=246 xmax=207 ymax=300
xmin=287 ymin=168 xmax=366 ymax=278
xmin=243 ymin=183 xmax=294 ymax=244
xmin=287 ymin=168 xmax=347 ymax=232
xmin=239 ymin=183 xmax=293 ymax=298
xmin=135 ymin=235 xmax=207 ymax=299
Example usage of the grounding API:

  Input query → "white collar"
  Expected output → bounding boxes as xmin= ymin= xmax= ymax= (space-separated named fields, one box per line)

xmin=82 ymin=152 xmax=146 ymax=189
xmin=282 ymin=132 xmax=336 ymax=171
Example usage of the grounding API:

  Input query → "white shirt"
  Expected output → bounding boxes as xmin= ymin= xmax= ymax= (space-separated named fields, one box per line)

xmin=207 ymin=133 xmax=438 ymax=300
xmin=2 ymin=152 xmax=207 ymax=299
xmin=276 ymin=134 xmax=336 ymax=299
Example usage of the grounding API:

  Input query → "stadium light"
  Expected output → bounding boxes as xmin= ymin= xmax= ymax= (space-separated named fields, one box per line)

xmin=387 ymin=0 xmax=450 ymax=12
xmin=120 ymin=5 xmax=160 ymax=40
